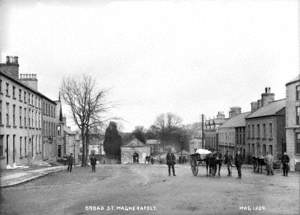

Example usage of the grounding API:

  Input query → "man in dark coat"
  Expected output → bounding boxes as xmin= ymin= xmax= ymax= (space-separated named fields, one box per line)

xmin=67 ymin=153 xmax=73 ymax=173
xmin=166 ymin=149 xmax=176 ymax=176
xmin=282 ymin=152 xmax=290 ymax=176
xmin=234 ymin=150 xmax=243 ymax=179
xmin=252 ymin=155 xmax=257 ymax=173
xmin=90 ymin=154 xmax=97 ymax=173
xmin=205 ymin=154 xmax=211 ymax=176
xmin=211 ymin=151 xmax=217 ymax=176
xmin=224 ymin=150 xmax=233 ymax=176
xmin=216 ymin=151 xmax=223 ymax=176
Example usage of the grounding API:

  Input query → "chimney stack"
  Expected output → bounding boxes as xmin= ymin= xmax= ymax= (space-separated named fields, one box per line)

xmin=19 ymin=73 xmax=38 ymax=90
xmin=261 ymin=87 xmax=274 ymax=107
xmin=217 ymin=111 xmax=225 ymax=119
xmin=229 ymin=107 xmax=241 ymax=118
xmin=0 ymin=56 xmax=19 ymax=79
xmin=251 ymin=101 xmax=259 ymax=113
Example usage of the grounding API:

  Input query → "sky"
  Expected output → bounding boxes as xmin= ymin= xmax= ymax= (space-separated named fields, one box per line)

xmin=0 ymin=0 xmax=299 ymax=132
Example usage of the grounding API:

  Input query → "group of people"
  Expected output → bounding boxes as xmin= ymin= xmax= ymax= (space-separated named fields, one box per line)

xmin=204 ymin=150 xmax=243 ymax=178
xmin=252 ymin=152 xmax=290 ymax=176
xmin=166 ymin=149 xmax=291 ymax=179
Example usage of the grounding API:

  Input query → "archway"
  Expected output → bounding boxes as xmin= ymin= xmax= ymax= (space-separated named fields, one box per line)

xmin=133 ymin=152 xmax=139 ymax=163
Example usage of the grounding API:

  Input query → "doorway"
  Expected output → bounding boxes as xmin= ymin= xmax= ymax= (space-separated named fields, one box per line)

xmin=6 ymin=135 xmax=9 ymax=165
xmin=13 ymin=135 xmax=15 ymax=163
xmin=133 ymin=152 xmax=139 ymax=163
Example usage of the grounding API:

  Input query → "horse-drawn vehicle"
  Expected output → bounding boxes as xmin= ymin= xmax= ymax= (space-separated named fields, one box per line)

xmin=190 ymin=149 xmax=212 ymax=176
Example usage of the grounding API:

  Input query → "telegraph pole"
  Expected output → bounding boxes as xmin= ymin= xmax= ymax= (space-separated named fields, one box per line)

xmin=201 ymin=114 xmax=205 ymax=148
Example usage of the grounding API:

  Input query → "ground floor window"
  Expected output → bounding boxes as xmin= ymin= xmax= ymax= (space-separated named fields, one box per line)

xmin=268 ymin=145 xmax=273 ymax=155
xmin=263 ymin=144 xmax=266 ymax=156
xmin=0 ymin=135 xmax=3 ymax=157
xmin=296 ymin=133 xmax=300 ymax=154
xmin=58 ymin=145 xmax=62 ymax=157
xmin=20 ymin=137 xmax=22 ymax=158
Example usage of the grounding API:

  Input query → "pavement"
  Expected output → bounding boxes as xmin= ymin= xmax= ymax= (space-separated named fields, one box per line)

xmin=0 ymin=161 xmax=67 ymax=188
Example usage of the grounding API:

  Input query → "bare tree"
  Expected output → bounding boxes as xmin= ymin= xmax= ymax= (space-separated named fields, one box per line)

xmin=60 ymin=74 xmax=111 ymax=166
xmin=154 ymin=112 xmax=182 ymax=131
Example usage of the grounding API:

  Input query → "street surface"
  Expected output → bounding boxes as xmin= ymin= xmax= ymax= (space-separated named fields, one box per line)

xmin=1 ymin=164 xmax=299 ymax=215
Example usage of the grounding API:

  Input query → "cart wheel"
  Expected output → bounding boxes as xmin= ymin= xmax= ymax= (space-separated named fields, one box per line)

xmin=191 ymin=160 xmax=199 ymax=176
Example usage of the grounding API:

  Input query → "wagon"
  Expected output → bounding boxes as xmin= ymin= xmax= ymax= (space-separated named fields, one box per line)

xmin=190 ymin=149 xmax=212 ymax=176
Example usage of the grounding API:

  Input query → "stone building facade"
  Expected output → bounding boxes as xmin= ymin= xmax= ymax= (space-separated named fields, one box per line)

xmin=285 ymin=75 xmax=300 ymax=171
xmin=218 ymin=111 xmax=249 ymax=157
xmin=121 ymin=138 xmax=150 ymax=164
xmin=0 ymin=56 xmax=57 ymax=169
xmin=245 ymin=98 xmax=286 ymax=162
xmin=204 ymin=112 xmax=227 ymax=151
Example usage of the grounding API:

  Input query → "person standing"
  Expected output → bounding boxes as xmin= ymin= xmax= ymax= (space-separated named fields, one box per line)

xmin=211 ymin=151 xmax=217 ymax=176
xmin=265 ymin=152 xmax=274 ymax=176
xmin=216 ymin=151 xmax=223 ymax=176
xmin=166 ymin=149 xmax=176 ymax=176
xmin=224 ymin=150 xmax=233 ymax=176
xmin=90 ymin=154 xmax=97 ymax=173
xmin=67 ymin=153 xmax=73 ymax=173
xmin=282 ymin=152 xmax=290 ymax=176
xmin=234 ymin=150 xmax=243 ymax=179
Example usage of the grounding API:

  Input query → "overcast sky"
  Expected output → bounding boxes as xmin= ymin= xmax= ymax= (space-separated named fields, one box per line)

xmin=0 ymin=0 xmax=299 ymax=132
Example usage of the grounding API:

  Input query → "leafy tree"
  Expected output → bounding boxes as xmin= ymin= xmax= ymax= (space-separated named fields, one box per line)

xmin=132 ymin=126 xmax=146 ymax=143
xmin=103 ymin=121 xmax=122 ymax=159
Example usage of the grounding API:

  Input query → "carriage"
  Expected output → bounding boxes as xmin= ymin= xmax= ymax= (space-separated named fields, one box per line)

xmin=190 ymin=149 xmax=212 ymax=176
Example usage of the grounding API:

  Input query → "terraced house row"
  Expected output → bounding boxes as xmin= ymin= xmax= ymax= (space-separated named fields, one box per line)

xmin=0 ymin=56 xmax=58 ymax=169
xmin=204 ymin=77 xmax=300 ymax=171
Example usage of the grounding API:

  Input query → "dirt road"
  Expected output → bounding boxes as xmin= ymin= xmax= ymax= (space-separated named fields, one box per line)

xmin=1 ymin=164 xmax=299 ymax=215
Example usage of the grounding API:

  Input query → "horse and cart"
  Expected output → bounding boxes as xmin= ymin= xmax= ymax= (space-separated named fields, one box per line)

xmin=189 ymin=148 xmax=212 ymax=176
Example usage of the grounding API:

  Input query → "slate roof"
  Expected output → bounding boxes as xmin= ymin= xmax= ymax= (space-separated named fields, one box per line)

xmin=219 ymin=112 xmax=251 ymax=128
xmin=286 ymin=74 xmax=300 ymax=86
xmin=123 ymin=138 xmax=147 ymax=147
xmin=246 ymin=99 xmax=286 ymax=119
xmin=0 ymin=70 xmax=56 ymax=104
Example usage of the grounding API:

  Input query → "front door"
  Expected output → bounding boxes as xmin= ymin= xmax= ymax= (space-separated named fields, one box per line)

xmin=6 ymin=135 xmax=9 ymax=164
xmin=13 ymin=135 xmax=15 ymax=163
xmin=32 ymin=136 xmax=34 ymax=157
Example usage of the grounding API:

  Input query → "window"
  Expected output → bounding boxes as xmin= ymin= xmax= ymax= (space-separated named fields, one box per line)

xmin=12 ymin=86 xmax=16 ymax=99
xmin=28 ymin=93 xmax=30 ymax=104
xmin=247 ymin=125 xmax=250 ymax=139
xmin=19 ymin=89 xmax=22 ymax=101
xmin=0 ymin=100 xmax=2 ymax=125
xmin=19 ymin=107 xmax=22 ymax=127
xmin=296 ymin=85 xmax=300 ymax=100
xmin=24 ymin=91 xmax=27 ymax=104
xmin=269 ymin=123 xmax=273 ymax=139
xmin=32 ymin=109 xmax=34 ymax=128
xmin=24 ymin=108 xmax=27 ymax=128
xmin=263 ymin=144 xmax=266 ymax=156
xmin=252 ymin=125 xmax=255 ymax=138
xmin=6 ymin=82 xmax=9 ymax=96
xmin=0 ymin=135 xmax=3 ymax=157
xmin=12 ymin=104 xmax=16 ymax=126
xmin=269 ymin=145 xmax=273 ymax=155
xmin=0 ymin=79 xmax=2 ymax=94
xmin=6 ymin=102 xmax=9 ymax=126
xmin=20 ymin=137 xmax=22 ymax=158
xmin=263 ymin=124 xmax=266 ymax=139
xmin=24 ymin=137 xmax=27 ymax=157
xmin=257 ymin=124 xmax=260 ymax=138
xmin=296 ymin=106 xmax=300 ymax=125
xmin=296 ymin=133 xmax=300 ymax=154
xmin=36 ymin=136 xmax=38 ymax=154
